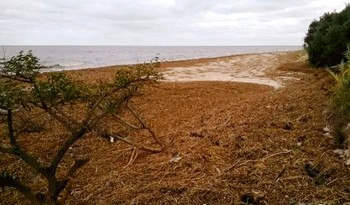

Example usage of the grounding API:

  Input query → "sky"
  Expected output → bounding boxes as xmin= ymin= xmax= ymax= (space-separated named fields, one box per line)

xmin=0 ymin=0 xmax=347 ymax=46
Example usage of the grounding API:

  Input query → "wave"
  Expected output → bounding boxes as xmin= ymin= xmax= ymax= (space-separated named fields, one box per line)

xmin=43 ymin=64 xmax=61 ymax=69
xmin=2 ymin=46 xmax=302 ymax=72
xmin=41 ymin=62 xmax=86 ymax=72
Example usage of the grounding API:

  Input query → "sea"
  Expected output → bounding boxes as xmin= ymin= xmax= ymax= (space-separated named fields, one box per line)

xmin=1 ymin=46 xmax=302 ymax=71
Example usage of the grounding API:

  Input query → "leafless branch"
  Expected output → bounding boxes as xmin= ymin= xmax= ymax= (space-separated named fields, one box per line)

xmin=126 ymin=104 xmax=163 ymax=146
xmin=105 ymin=132 xmax=163 ymax=153
xmin=275 ymin=166 xmax=287 ymax=181
xmin=0 ymin=74 xmax=32 ymax=83
xmin=67 ymin=158 xmax=90 ymax=178
xmin=0 ymin=145 xmax=46 ymax=178
xmin=112 ymin=114 xmax=143 ymax=129
xmin=51 ymin=105 xmax=80 ymax=128
xmin=40 ymin=102 xmax=75 ymax=132
xmin=225 ymin=150 xmax=291 ymax=172
xmin=124 ymin=148 xmax=138 ymax=168
xmin=0 ymin=175 xmax=41 ymax=204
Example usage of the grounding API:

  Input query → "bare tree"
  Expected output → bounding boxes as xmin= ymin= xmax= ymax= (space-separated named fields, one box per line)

xmin=0 ymin=51 xmax=163 ymax=204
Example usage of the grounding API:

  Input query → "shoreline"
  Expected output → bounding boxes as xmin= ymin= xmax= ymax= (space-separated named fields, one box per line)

xmin=41 ymin=49 xmax=303 ymax=73
xmin=63 ymin=50 xmax=303 ymax=90
xmin=59 ymin=50 xmax=302 ymax=73
xmin=3 ymin=45 xmax=302 ymax=71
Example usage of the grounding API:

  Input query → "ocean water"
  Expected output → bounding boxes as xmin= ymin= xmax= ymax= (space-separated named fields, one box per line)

xmin=1 ymin=46 xmax=301 ymax=71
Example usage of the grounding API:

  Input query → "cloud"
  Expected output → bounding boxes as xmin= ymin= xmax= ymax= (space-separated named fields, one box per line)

xmin=0 ymin=0 xmax=347 ymax=45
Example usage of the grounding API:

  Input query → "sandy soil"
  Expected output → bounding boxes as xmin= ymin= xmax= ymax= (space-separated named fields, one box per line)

xmin=161 ymin=52 xmax=300 ymax=89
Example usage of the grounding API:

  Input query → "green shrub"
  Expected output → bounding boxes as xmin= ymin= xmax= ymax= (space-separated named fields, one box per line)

xmin=304 ymin=4 xmax=350 ymax=67
xmin=329 ymin=47 xmax=350 ymax=113
xmin=328 ymin=47 xmax=350 ymax=147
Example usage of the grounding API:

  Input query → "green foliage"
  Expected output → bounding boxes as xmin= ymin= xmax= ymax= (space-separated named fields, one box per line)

xmin=0 ymin=80 xmax=26 ymax=110
xmin=328 ymin=46 xmax=350 ymax=114
xmin=34 ymin=73 xmax=88 ymax=105
xmin=1 ymin=50 xmax=41 ymax=82
xmin=328 ymin=46 xmax=350 ymax=147
xmin=0 ymin=51 xmax=162 ymax=204
xmin=304 ymin=4 xmax=350 ymax=67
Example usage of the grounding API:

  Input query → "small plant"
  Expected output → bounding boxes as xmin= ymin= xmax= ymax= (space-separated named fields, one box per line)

xmin=0 ymin=51 xmax=164 ymax=204
xmin=327 ymin=46 xmax=350 ymax=148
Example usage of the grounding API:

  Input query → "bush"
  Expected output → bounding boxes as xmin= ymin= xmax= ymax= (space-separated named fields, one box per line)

xmin=328 ymin=47 xmax=350 ymax=147
xmin=0 ymin=51 xmax=163 ymax=204
xmin=304 ymin=4 xmax=350 ymax=67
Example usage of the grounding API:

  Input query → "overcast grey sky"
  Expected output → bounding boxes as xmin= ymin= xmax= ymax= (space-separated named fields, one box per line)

xmin=0 ymin=0 xmax=346 ymax=46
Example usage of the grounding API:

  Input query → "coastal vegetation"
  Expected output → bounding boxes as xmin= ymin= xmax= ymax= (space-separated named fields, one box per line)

xmin=304 ymin=4 xmax=350 ymax=67
xmin=327 ymin=47 xmax=350 ymax=148
xmin=0 ymin=51 xmax=163 ymax=204
xmin=304 ymin=4 xmax=350 ymax=151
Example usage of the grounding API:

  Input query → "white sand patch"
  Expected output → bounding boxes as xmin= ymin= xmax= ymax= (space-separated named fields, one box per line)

xmin=162 ymin=53 xmax=299 ymax=89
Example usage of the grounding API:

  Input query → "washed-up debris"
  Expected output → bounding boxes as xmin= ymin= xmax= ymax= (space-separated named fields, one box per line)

xmin=282 ymin=122 xmax=293 ymax=130
xmin=169 ymin=153 xmax=182 ymax=163
xmin=297 ymin=114 xmax=311 ymax=123
xmin=304 ymin=163 xmax=320 ymax=178
xmin=334 ymin=149 xmax=350 ymax=166
xmin=190 ymin=132 xmax=204 ymax=138
xmin=241 ymin=191 xmax=265 ymax=204
xmin=323 ymin=126 xmax=330 ymax=133
xmin=304 ymin=161 xmax=334 ymax=185
xmin=241 ymin=193 xmax=258 ymax=204
xmin=297 ymin=135 xmax=307 ymax=142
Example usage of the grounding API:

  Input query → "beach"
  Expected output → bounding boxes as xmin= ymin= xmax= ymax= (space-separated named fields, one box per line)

xmin=2 ymin=51 xmax=346 ymax=205
xmin=66 ymin=51 xmax=301 ymax=89
xmin=161 ymin=52 xmax=302 ymax=89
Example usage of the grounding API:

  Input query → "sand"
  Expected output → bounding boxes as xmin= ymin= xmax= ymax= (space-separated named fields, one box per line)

xmin=161 ymin=52 xmax=300 ymax=89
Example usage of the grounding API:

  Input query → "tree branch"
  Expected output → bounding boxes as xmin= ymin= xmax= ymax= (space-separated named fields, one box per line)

xmin=32 ymin=81 xmax=75 ymax=132
xmin=67 ymin=158 xmax=89 ymax=177
xmin=0 ymin=74 xmax=32 ymax=83
xmin=0 ymin=175 xmax=41 ymax=204
xmin=0 ymin=146 xmax=13 ymax=154
xmin=50 ymin=128 xmax=87 ymax=174
xmin=51 ymin=105 xmax=80 ymax=128
xmin=85 ymin=76 xmax=153 ymax=124
xmin=104 ymin=132 xmax=163 ymax=153
xmin=7 ymin=109 xmax=17 ymax=148
xmin=112 ymin=114 xmax=143 ymax=129
xmin=0 ymin=146 xmax=46 ymax=177
xmin=40 ymin=102 xmax=75 ymax=132
xmin=85 ymin=87 xmax=117 ymax=124
xmin=126 ymin=104 xmax=163 ymax=146
xmin=1 ymin=112 xmax=46 ymax=178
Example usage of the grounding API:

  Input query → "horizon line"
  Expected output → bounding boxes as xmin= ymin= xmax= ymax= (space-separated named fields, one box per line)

xmin=1 ymin=44 xmax=302 ymax=47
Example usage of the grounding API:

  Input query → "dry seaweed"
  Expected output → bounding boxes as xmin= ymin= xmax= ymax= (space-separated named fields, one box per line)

xmin=1 ymin=51 xmax=349 ymax=205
